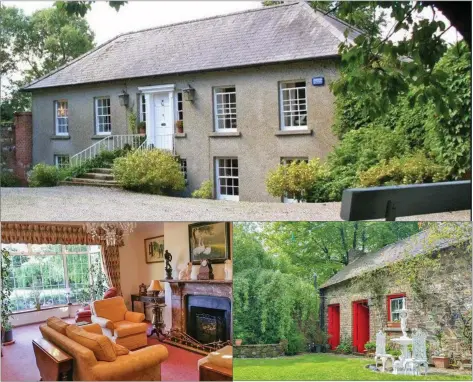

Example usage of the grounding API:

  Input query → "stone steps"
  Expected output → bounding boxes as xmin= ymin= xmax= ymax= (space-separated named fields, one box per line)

xmin=60 ymin=167 xmax=119 ymax=187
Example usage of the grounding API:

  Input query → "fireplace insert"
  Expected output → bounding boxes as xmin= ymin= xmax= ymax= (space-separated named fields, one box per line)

xmin=186 ymin=295 xmax=231 ymax=344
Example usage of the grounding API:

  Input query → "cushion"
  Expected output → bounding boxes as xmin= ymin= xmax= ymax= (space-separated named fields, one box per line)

xmin=103 ymin=287 xmax=118 ymax=299
xmin=66 ymin=324 xmax=117 ymax=362
xmin=46 ymin=316 xmax=69 ymax=335
xmin=114 ymin=321 xmax=148 ymax=338
xmin=81 ymin=323 xmax=103 ymax=335
xmin=92 ymin=296 xmax=127 ymax=323
xmin=113 ymin=342 xmax=130 ymax=356
xmin=207 ymin=345 xmax=232 ymax=370
xmin=76 ymin=310 xmax=92 ymax=318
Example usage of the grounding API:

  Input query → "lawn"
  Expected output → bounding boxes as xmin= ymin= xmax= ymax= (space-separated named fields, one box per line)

xmin=233 ymin=353 xmax=471 ymax=381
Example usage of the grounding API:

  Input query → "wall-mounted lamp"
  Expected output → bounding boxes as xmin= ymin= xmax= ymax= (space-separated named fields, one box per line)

xmin=118 ymin=90 xmax=129 ymax=107
xmin=182 ymin=85 xmax=195 ymax=102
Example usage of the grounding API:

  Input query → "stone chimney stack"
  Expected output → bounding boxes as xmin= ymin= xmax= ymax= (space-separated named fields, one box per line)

xmin=348 ymin=249 xmax=365 ymax=264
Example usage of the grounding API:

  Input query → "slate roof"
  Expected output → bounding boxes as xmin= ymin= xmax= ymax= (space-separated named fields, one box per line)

xmin=320 ymin=227 xmax=467 ymax=289
xmin=23 ymin=2 xmax=361 ymax=91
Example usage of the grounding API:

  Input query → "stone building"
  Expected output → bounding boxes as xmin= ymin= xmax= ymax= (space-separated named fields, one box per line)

xmin=21 ymin=2 xmax=361 ymax=202
xmin=319 ymin=228 xmax=472 ymax=360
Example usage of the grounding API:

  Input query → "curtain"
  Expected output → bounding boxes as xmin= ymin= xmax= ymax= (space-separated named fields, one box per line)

xmin=100 ymin=244 xmax=122 ymax=296
xmin=1 ymin=223 xmax=95 ymax=244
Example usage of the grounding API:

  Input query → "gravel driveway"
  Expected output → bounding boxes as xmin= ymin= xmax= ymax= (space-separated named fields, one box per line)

xmin=1 ymin=186 xmax=470 ymax=222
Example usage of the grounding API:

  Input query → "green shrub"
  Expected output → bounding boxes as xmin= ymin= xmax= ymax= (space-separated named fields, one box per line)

xmin=335 ymin=336 xmax=353 ymax=354
xmin=0 ymin=171 xmax=21 ymax=187
xmin=192 ymin=180 xmax=213 ymax=199
xmin=285 ymin=326 xmax=306 ymax=355
xmin=266 ymin=159 xmax=329 ymax=202
xmin=113 ymin=149 xmax=185 ymax=194
xmin=358 ymin=152 xmax=448 ymax=187
xmin=28 ymin=163 xmax=61 ymax=187
xmin=364 ymin=342 xmax=376 ymax=351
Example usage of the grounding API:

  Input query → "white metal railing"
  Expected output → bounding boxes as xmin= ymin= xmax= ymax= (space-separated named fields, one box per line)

xmin=69 ymin=134 xmax=146 ymax=167
xmin=135 ymin=134 xmax=175 ymax=155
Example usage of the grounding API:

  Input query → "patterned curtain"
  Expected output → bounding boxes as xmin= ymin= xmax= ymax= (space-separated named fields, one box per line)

xmin=100 ymin=244 xmax=122 ymax=296
xmin=1 ymin=223 xmax=96 ymax=244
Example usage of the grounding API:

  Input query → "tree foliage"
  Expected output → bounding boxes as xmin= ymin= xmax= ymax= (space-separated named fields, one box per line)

xmin=54 ymin=1 xmax=127 ymax=17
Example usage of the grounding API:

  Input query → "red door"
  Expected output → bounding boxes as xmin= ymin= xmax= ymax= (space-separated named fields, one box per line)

xmin=328 ymin=304 xmax=340 ymax=349
xmin=352 ymin=300 xmax=370 ymax=353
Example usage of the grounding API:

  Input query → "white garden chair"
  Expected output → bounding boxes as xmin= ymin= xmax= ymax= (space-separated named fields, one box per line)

xmin=375 ymin=330 xmax=395 ymax=372
xmin=404 ymin=330 xmax=428 ymax=376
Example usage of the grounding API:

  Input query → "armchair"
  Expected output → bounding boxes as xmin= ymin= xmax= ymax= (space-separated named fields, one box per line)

xmin=92 ymin=296 xmax=148 ymax=350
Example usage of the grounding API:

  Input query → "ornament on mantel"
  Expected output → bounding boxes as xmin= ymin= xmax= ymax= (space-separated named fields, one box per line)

xmin=164 ymin=250 xmax=173 ymax=280
xmin=178 ymin=262 xmax=192 ymax=280
xmin=224 ymin=259 xmax=232 ymax=280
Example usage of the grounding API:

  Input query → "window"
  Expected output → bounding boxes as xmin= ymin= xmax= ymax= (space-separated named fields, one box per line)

xmin=177 ymin=92 xmax=183 ymax=121
xmin=54 ymin=100 xmax=68 ymax=135
xmin=216 ymin=158 xmax=239 ymax=201
xmin=214 ymin=87 xmax=237 ymax=132
xmin=139 ymin=94 xmax=146 ymax=122
xmin=180 ymin=158 xmax=188 ymax=182
xmin=280 ymin=81 xmax=307 ymax=130
xmin=54 ymin=154 xmax=69 ymax=169
xmin=281 ymin=157 xmax=309 ymax=203
xmin=387 ymin=294 xmax=406 ymax=322
xmin=95 ymin=97 xmax=111 ymax=135
xmin=1 ymin=243 xmax=107 ymax=312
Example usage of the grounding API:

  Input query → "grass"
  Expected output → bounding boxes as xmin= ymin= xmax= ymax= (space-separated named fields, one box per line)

xmin=233 ymin=353 xmax=471 ymax=381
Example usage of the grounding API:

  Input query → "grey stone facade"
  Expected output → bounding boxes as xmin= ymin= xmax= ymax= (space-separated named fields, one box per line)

xmin=320 ymin=246 xmax=472 ymax=360
xmin=30 ymin=60 xmax=339 ymax=202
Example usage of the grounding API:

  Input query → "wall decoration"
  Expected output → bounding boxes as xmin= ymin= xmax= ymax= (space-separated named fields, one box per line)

xmin=145 ymin=236 xmax=164 ymax=263
xmin=139 ymin=283 xmax=147 ymax=296
xmin=188 ymin=222 xmax=230 ymax=264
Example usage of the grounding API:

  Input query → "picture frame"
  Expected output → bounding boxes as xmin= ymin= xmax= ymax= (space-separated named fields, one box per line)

xmin=188 ymin=222 xmax=230 ymax=264
xmin=145 ymin=235 xmax=165 ymax=263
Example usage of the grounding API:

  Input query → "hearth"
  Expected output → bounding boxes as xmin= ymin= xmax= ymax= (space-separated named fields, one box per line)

xmin=187 ymin=295 xmax=231 ymax=343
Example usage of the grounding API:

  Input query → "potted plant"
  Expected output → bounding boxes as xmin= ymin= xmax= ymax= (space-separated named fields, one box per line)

xmin=175 ymin=120 xmax=183 ymax=134
xmin=432 ymin=330 xmax=450 ymax=368
xmin=235 ymin=339 xmax=243 ymax=346
xmin=364 ymin=342 xmax=376 ymax=356
xmin=1 ymin=249 xmax=13 ymax=344
xmin=138 ymin=121 xmax=146 ymax=135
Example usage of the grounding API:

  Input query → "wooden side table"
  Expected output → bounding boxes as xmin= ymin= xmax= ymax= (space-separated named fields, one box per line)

xmin=199 ymin=361 xmax=233 ymax=381
xmin=32 ymin=338 xmax=73 ymax=381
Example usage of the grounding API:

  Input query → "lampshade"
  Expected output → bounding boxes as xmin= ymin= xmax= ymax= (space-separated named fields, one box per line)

xmin=147 ymin=280 xmax=163 ymax=292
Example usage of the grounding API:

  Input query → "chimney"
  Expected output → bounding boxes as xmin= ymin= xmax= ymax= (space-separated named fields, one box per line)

xmin=348 ymin=249 xmax=365 ymax=264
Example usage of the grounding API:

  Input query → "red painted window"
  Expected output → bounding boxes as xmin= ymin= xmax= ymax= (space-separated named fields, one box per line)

xmin=387 ymin=293 xmax=406 ymax=323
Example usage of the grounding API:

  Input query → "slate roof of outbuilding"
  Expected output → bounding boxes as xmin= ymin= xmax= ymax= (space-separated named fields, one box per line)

xmin=320 ymin=227 xmax=467 ymax=289
xmin=23 ymin=1 xmax=361 ymax=90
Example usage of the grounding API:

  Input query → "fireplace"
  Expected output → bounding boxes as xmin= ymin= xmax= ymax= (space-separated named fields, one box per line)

xmin=187 ymin=295 xmax=231 ymax=343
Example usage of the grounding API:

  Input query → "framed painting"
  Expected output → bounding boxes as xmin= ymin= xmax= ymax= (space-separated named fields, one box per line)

xmin=188 ymin=222 xmax=230 ymax=264
xmin=145 ymin=236 xmax=165 ymax=263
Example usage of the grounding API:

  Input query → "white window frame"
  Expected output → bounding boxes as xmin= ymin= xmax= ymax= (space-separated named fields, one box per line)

xmin=1 ymin=243 xmax=104 ymax=312
xmin=215 ymin=158 xmax=239 ymax=201
xmin=95 ymin=97 xmax=112 ymax=135
xmin=279 ymin=81 xmax=308 ymax=131
xmin=390 ymin=297 xmax=406 ymax=322
xmin=54 ymin=154 xmax=70 ymax=169
xmin=54 ymin=100 xmax=69 ymax=136
xmin=281 ymin=157 xmax=309 ymax=204
xmin=139 ymin=94 xmax=146 ymax=122
xmin=214 ymin=87 xmax=237 ymax=132
xmin=176 ymin=91 xmax=183 ymax=121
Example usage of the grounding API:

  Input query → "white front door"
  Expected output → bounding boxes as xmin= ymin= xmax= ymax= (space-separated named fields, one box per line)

xmin=152 ymin=92 xmax=174 ymax=151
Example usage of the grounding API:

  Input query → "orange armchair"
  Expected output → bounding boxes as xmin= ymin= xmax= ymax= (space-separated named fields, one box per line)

xmin=91 ymin=296 xmax=148 ymax=350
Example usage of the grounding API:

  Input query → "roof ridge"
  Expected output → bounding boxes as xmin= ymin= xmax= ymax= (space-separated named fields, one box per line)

xmin=102 ymin=2 xmax=298 ymax=39
xmin=315 ymin=5 xmax=365 ymax=35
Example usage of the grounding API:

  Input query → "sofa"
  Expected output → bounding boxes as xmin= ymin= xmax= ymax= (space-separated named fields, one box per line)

xmin=91 ymin=296 xmax=148 ymax=350
xmin=39 ymin=317 xmax=168 ymax=381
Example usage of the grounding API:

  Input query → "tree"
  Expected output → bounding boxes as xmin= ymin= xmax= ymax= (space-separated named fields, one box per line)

xmin=54 ymin=1 xmax=127 ymax=17
xmin=0 ymin=5 xmax=95 ymax=121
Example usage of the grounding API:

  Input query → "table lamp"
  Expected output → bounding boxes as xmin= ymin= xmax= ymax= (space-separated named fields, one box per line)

xmin=147 ymin=280 xmax=163 ymax=297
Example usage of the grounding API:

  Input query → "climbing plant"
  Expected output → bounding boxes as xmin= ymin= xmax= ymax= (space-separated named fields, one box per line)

xmin=1 ymin=249 xmax=13 ymax=333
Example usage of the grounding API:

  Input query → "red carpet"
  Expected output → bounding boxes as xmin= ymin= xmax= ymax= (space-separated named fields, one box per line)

xmin=1 ymin=320 xmax=203 ymax=381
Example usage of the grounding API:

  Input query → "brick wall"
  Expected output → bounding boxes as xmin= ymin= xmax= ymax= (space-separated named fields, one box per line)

xmin=234 ymin=343 xmax=285 ymax=358
xmin=321 ymin=246 xmax=472 ymax=359
xmin=1 ymin=112 xmax=33 ymax=185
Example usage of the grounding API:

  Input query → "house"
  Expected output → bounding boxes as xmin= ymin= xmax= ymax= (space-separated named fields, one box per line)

xmin=22 ymin=2 xmax=360 ymax=202
xmin=1 ymin=221 xmax=233 ymax=381
xmin=319 ymin=228 xmax=472 ymax=359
